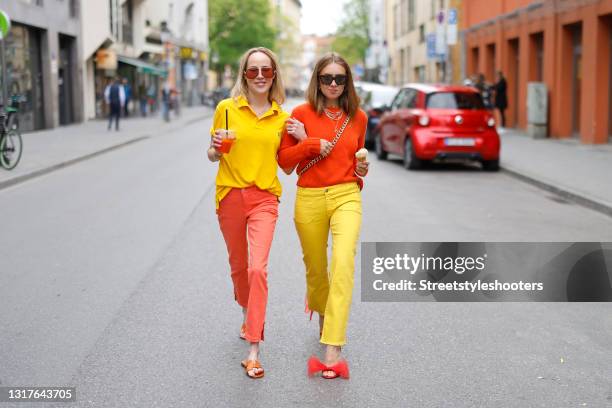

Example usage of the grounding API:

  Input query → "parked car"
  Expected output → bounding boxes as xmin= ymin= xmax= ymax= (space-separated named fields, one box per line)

xmin=374 ymin=83 xmax=500 ymax=170
xmin=354 ymin=82 xmax=399 ymax=149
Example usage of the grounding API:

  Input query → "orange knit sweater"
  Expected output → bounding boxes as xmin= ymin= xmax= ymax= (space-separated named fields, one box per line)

xmin=278 ymin=103 xmax=367 ymax=189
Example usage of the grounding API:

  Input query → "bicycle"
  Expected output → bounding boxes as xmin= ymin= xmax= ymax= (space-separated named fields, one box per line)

xmin=0 ymin=94 xmax=24 ymax=170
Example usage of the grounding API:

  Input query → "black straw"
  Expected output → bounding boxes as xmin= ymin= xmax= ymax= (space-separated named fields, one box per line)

xmin=225 ymin=109 xmax=228 ymax=130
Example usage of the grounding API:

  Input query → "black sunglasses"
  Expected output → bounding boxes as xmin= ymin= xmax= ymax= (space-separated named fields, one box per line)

xmin=319 ymin=74 xmax=347 ymax=86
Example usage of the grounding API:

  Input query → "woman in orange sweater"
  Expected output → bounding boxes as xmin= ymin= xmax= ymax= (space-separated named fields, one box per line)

xmin=278 ymin=52 xmax=369 ymax=379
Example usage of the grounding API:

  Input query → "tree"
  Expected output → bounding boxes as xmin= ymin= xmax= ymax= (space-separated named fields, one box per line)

xmin=332 ymin=0 xmax=370 ymax=65
xmin=208 ymin=0 xmax=276 ymax=83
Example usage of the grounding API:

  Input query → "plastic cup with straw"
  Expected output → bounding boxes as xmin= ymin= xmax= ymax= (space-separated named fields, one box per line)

xmin=218 ymin=108 xmax=235 ymax=153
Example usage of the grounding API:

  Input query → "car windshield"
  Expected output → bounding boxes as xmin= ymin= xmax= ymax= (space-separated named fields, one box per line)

xmin=426 ymin=92 xmax=485 ymax=110
xmin=370 ymin=89 xmax=398 ymax=107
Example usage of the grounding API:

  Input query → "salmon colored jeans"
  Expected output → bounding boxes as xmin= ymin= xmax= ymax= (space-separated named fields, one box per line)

xmin=217 ymin=186 xmax=279 ymax=342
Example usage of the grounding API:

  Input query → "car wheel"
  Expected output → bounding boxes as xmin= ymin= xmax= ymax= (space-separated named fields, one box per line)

xmin=403 ymin=137 xmax=423 ymax=170
xmin=375 ymin=133 xmax=387 ymax=160
xmin=482 ymin=159 xmax=500 ymax=171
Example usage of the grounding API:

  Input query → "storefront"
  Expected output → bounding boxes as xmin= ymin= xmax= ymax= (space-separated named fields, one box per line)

xmin=3 ymin=22 xmax=45 ymax=132
xmin=464 ymin=0 xmax=612 ymax=144
xmin=93 ymin=53 xmax=166 ymax=118
xmin=117 ymin=55 xmax=167 ymax=116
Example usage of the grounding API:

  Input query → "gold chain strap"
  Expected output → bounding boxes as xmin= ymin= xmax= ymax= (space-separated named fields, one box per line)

xmin=297 ymin=115 xmax=350 ymax=176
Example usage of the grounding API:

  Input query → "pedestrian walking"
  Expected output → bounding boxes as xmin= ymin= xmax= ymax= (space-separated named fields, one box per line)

xmin=206 ymin=47 xmax=288 ymax=379
xmin=278 ymin=52 xmax=369 ymax=380
xmin=161 ymin=82 xmax=171 ymax=122
xmin=104 ymin=77 xmax=125 ymax=131
xmin=171 ymin=87 xmax=180 ymax=117
xmin=122 ymin=78 xmax=132 ymax=117
xmin=493 ymin=71 xmax=508 ymax=129
xmin=138 ymin=82 xmax=147 ymax=117
xmin=147 ymin=83 xmax=157 ymax=114
xmin=475 ymin=73 xmax=493 ymax=110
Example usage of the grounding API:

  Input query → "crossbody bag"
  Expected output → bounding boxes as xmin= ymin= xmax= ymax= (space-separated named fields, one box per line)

xmin=297 ymin=115 xmax=350 ymax=176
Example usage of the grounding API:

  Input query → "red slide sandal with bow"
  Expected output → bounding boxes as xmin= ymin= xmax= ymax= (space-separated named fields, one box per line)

xmin=307 ymin=356 xmax=350 ymax=379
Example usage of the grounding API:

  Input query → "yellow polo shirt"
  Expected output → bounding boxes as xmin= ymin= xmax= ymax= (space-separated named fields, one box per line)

xmin=210 ymin=96 xmax=289 ymax=209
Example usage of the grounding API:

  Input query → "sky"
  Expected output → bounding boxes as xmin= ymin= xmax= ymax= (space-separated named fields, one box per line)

xmin=300 ymin=0 xmax=349 ymax=36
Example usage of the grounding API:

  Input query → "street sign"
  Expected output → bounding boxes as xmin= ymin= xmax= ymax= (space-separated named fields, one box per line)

xmin=0 ymin=10 xmax=11 ymax=39
xmin=448 ymin=8 xmax=458 ymax=25
xmin=436 ymin=25 xmax=446 ymax=56
xmin=96 ymin=49 xmax=118 ymax=70
xmin=447 ymin=8 xmax=458 ymax=45
xmin=427 ymin=33 xmax=437 ymax=60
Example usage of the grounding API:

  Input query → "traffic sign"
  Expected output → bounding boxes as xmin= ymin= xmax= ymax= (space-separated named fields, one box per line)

xmin=448 ymin=8 xmax=458 ymax=25
xmin=0 ymin=10 xmax=11 ymax=39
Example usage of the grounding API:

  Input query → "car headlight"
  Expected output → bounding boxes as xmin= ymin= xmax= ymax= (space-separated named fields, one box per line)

xmin=487 ymin=117 xmax=496 ymax=127
xmin=418 ymin=115 xmax=430 ymax=126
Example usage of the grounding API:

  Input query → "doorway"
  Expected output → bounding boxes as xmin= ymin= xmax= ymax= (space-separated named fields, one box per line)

xmin=507 ymin=38 xmax=520 ymax=127
xmin=571 ymin=25 xmax=582 ymax=136
xmin=58 ymin=34 xmax=76 ymax=125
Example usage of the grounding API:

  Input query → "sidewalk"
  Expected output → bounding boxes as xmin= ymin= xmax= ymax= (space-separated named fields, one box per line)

xmin=2 ymin=110 xmax=611 ymax=217
xmin=499 ymin=128 xmax=612 ymax=216
xmin=0 ymin=106 xmax=213 ymax=189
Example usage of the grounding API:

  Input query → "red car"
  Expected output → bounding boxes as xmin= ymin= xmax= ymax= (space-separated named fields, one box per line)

xmin=374 ymin=84 xmax=500 ymax=170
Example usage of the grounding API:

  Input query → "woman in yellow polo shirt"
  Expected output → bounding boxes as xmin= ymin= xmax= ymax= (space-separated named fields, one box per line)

xmin=207 ymin=47 xmax=289 ymax=379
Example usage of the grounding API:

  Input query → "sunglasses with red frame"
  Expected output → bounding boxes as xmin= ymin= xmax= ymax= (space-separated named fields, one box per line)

xmin=244 ymin=66 xmax=275 ymax=79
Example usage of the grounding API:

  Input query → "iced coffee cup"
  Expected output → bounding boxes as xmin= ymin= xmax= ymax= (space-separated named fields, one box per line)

xmin=217 ymin=129 xmax=236 ymax=154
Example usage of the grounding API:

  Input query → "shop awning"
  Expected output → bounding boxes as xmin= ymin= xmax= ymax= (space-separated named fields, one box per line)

xmin=117 ymin=56 xmax=167 ymax=76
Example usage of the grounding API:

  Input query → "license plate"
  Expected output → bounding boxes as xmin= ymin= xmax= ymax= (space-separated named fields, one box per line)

xmin=445 ymin=137 xmax=475 ymax=146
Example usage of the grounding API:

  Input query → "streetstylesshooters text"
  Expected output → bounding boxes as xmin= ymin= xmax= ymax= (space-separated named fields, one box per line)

xmin=371 ymin=253 xmax=544 ymax=292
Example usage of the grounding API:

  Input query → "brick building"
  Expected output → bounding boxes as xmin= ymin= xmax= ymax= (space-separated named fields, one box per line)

xmin=464 ymin=0 xmax=612 ymax=144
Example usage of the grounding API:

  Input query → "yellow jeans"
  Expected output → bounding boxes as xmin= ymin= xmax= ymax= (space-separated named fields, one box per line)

xmin=294 ymin=182 xmax=362 ymax=346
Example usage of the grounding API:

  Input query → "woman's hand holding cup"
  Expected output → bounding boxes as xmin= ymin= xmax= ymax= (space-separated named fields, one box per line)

xmin=211 ymin=130 xmax=224 ymax=153
xmin=213 ymin=129 xmax=235 ymax=153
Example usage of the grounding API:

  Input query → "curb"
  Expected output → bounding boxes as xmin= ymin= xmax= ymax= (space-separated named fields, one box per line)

xmin=0 ymin=112 xmax=212 ymax=191
xmin=501 ymin=166 xmax=612 ymax=218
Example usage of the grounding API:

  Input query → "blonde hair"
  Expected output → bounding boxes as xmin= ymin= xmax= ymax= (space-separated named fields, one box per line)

xmin=306 ymin=52 xmax=360 ymax=118
xmin=231 ymin=47 xmax=285 ymax=105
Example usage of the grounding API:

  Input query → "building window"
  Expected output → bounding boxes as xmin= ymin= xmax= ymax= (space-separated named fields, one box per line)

xmin=400 ymin=49 xmax=405 ymax=83
xmin=408 ymin=0 xmax=415 ymax=32
xmin=182 ymin=3 xmax=195 ymax=41
xmin=405 ymin=46 xmax=411 ymax=82
xmin=121 ymin=0 xmax=133 ymax=44
xmin=109 ymin=0 xmax=118 ymax=38
xmin=419 ymin=24 xmax=425 ymax=43
xmin=394 ymin=4 xmax=399 ymax=39
xmin=69 ymin=0 xmax=79 ymax=18
xmin=400 ymin=0 xmax=407 ymax=35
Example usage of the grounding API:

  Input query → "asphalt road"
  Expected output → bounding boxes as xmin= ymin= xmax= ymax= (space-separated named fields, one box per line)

xmin=1 ymin=99 xmax=611 ymax=407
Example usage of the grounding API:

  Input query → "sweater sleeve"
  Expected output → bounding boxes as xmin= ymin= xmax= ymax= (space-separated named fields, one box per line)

xmin=278 ymin=136 xmax=321 ymax=169
xmin=277 ymin=108 xmax=321 ymax=169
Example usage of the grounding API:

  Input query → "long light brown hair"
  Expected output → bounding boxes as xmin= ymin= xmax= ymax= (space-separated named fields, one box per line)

xmin=231 ymin=47 xmax=286 ymax=104
xmin=306 ymin=52 xmax=360 ymax=118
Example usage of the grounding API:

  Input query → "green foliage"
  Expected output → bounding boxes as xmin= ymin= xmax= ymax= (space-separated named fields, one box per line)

xmin=209 ymin=0 xmax=277 ymax=73
xmin=332 ymin=0 xmax=370 ymax=65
